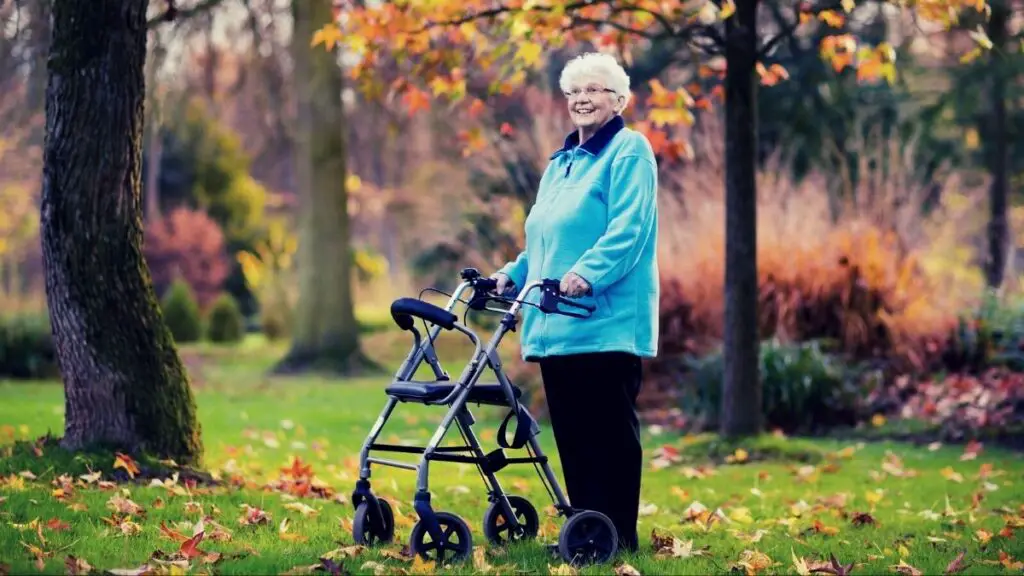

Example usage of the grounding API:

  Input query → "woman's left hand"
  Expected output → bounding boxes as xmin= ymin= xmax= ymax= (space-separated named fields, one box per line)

xmin=560 ymin=272 xmax=591 ymax=298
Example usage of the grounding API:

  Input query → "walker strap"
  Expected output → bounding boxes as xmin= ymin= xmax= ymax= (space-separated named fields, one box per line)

xmin=497 ymin=404 xmax=539 ymax=450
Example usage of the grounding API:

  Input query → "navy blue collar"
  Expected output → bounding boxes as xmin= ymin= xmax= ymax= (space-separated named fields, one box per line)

xmin=550 ymin=114 xmax=625 ymax=159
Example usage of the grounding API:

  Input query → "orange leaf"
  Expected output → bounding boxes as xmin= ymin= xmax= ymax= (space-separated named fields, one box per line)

xmin=499 ymin=122 xmax=515 ymax=137
xmin=401 ymin=87 xmax=432 ymax=115
xmin=819 ymin=10 xmax=845 ymax=27
xmin=467 ymin=99 xmax=486 ymax=119
xmin=113 ymin=453 xmax=140 ymax=479
xmin=159 ymin=521 xmax=190 ymax=543
xmin=45 ymin=518 xmax=70 ymax=532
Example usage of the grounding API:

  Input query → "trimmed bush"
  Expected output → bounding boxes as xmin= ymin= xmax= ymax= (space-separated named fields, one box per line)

xmin=206 ymin=293 xmax=245 ymax=343
xmin=0 ymin=313 xmax=57 ymax=380
xmin=161 ymin=279 xmax=203 ymax=343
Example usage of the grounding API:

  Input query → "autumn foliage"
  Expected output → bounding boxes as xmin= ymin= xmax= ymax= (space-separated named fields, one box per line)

xmin=144 ymin=207 xmax=231 ymax=310
xmin=316 ymin=0 xmax=993 ymax=165
xmin=642 ymin=127 xmax=985 ymax=411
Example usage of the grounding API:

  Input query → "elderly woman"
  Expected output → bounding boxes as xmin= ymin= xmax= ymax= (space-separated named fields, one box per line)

xmin=491 ymin=52 xmax=659 ymax=553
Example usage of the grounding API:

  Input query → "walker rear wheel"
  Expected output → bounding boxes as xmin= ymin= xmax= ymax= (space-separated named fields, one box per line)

xmin=557 ymin=510 xmax=618 ymax=565
xmin=482 ymin=495 xmax=539 ymax=545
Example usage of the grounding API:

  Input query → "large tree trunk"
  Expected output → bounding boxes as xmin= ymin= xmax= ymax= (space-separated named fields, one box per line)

xmin=275 ymin=0 xmax=373 ymax=374
xmin=144 ymin=30 xmax=165 ymax=223
xmin=42 ymin=0 xmax=202 ymax=464
xmin=720 ymin=0 xmax=762 ymax=438
xmin=984 ymin=0 xmax=1010 ymax=289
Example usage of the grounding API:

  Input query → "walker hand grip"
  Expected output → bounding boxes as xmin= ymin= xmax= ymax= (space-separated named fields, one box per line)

xmin=539 ymin=279 xmax=596 ymax=317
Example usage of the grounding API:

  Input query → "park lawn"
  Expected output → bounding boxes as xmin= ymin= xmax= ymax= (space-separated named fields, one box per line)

xmin=0 ymin=333 xmax=1022 ymax=575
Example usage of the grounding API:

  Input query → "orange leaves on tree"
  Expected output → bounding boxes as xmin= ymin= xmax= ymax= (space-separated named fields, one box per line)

xmin=458 ymin=127 xmax=488 ymax=157
xmin=756 ymin=63 xmax=790 ymax=86
xmin=311 ymin=24 xmax=344 ymax=50
xmin=632 ymin=122 xmax=694 ymax=163
xmin=401 ymin=86 xmax=432 ymax=115
xmin=467 ymin=98 xmax=486 ymax=119
xmin=820 ymin=34 xmax=858 ymax=73
xmin=818 ymin=10 xmax=845 ymax=28
xmin=646 ymin=79 xmax=696 ymax=127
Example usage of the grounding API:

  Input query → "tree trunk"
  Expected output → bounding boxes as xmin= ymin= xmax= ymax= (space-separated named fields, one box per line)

xmin=144 ymin=31 xmax=164 ymax=222
xmin=42 ymin=0 xmax=202 ymax=464
xmin=275 ymin=0 xmax=374 ymax=374
xmin=720 ymin=0 xmax=762 ymax=438
xmin=984 ymin=1 xmax=1010 ymax=290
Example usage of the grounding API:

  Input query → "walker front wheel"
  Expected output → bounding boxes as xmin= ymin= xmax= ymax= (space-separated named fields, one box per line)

xmin=409 ymin=512 xmax=473 ymax=563
xmin=352 ymin=498 xmax=395 ymax=546
xmin=557 ymin=510 xmax=618 ymax=565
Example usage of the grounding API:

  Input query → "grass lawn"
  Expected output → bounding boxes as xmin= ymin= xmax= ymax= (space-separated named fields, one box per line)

xmin=1 ymin=332 xmax=1022 ymax=575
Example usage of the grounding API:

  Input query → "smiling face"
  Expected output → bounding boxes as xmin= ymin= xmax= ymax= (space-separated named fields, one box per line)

xmin=565 ymin=77 xmax=621 ymax=130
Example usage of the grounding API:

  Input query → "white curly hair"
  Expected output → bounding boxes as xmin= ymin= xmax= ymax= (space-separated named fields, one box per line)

xmin=558 ymin=52 xmax=632 ymax=111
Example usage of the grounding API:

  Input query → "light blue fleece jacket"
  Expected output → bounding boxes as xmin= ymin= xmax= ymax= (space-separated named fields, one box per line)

xmin=498 ymin=114 xmax=659 ymax=361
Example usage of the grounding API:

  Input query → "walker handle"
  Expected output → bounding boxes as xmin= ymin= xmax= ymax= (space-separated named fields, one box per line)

xmin=539 ymin=279 xmax=595 ymax=317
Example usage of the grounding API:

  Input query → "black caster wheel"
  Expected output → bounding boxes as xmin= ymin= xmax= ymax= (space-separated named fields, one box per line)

xmin=352 ymin=498 xmax=395 ymax=546
xmin=483 ymin=495 xmax=539 ymax=545
xmin=409 ymin=511 xmax=473 ymax=563
xmin=557 ymin=510 xmax=618 ymax=565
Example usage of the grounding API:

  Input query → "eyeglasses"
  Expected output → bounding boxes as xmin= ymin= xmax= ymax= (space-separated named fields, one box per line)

xmin=563 ymin=86 xmax=617 ymax=99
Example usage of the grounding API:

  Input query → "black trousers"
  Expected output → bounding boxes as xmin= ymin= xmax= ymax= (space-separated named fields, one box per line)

xmin=538 ymin=351 xmax=643 ymax=552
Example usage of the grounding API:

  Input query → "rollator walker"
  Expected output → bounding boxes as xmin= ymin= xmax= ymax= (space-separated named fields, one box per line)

xmin=349 ymin=267 xmax=620 ymax=565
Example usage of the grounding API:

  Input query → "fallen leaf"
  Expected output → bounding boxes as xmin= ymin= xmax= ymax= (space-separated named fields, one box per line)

xmin=792 ymin=549 xmax=811 ymax=576
xmin=940 ymin=467 xmax=964 ymax=483
xmin=179 ymin=531 xmax=205 ymax=559
xmin=615 ymin=562 xmax=641 ymax=576
xmin=321 ymin=545 xmax=366 ymax=560
xmin=113 ymin=453 xmax=140 ymax=479
xmin=283 ymin=502 xmax=319 ymax=517
xmin=944 ymin=551 xmax=967 ymax=574
xmin=158 ymin=522 xmax=189 ymax=543
xmin=106 ymin=496 xmax=144 ymax=516
xmin=238 ymin=504 xmax=271 ymax=526
xmin=851 ymin=512 xmax=876 ymax=526
xmin=731 ymin=549 xmax=772 ymax=574
xmin=46 ymin=518 xmax=70 ymax=532
xmin=809 ymin=552 xmax=855 ymax=575
xmin=890 ymin=560 xmax=922 ymax=575
xmin=361 ymin=561 xmax=403 ymax=576
xmin=64 ymin=556 xmax=92 ymax=575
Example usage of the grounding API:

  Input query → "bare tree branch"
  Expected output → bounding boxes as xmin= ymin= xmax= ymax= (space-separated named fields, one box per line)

xmin=147 ymin=0 xmax=230 ymax=28
xmin=757 ymin=0 xmax=843 ymax=59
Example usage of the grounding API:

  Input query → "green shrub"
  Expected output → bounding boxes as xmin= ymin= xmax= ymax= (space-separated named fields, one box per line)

xmin=0 ymin=313 xmax=57 ymax=379
xmin=161 ymin=279 xmax=203 ymax=343
xmin=940 ymin=291 xmax=1024 ymax=373
xmin=679 ymin=339 xmax=864 ymax=434
xmin=206 ymin=293 xmax=245 ymax=343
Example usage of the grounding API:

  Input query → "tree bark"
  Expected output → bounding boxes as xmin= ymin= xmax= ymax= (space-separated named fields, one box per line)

xmin=720 ymin=0 xmax=762 ymax=438
xmin=42 ymin=0 xmax=202 ymax=463
xmin=984 ymin=1 xmax=1010 ymax=290
xmin=144 ymin=30 xmax=165 ymax=222
xmin=275 ymin=0 xmax=375 ymax=375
